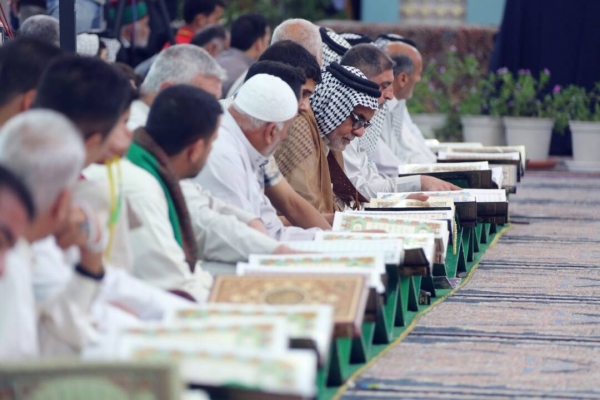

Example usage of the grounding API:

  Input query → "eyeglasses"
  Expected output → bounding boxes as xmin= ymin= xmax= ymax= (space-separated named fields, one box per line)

xmin=350 ymin=112 xmax=372 ymax=130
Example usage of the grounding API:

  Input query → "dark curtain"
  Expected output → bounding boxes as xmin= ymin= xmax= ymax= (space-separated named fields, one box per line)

xmin=489 ymin=0 xmax=600 ymax=156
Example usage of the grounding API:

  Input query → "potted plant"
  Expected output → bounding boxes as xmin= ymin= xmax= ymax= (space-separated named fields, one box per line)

xmin=495 ymin=68 xmax=554 ymax=161
xmin=460 ymin=69 xmax=506 ymax=146
xmin=553 ymin=84 xmax=600 ymax=162
xmin=408 ymin=59 xmax=452 ymax=139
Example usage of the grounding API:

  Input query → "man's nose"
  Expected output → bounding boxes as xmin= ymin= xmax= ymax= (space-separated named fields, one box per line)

xmin=352 ymin=127 xmax=366 ymax=138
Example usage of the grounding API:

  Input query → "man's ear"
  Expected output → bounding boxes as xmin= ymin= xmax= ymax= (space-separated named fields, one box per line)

xmin=263 ymin=122 xmax=278 ymax=146
xmin=188 ymin=138 xmax=206 ymax=163
xmin=21 ymin=90 xmax=36 ymax=112
xmin=205 ymin=41 xmax=218 ymax=57
xmin=399 ymin=72 xmax=409 ymax=86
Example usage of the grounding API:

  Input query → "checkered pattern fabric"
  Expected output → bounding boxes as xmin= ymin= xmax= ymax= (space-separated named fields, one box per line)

xmin=340 ymin=32 xmax=373 ymax=46
xmin=358 ymin=102 xmax=389 ymax=161
xmin=374 ymin=33 xmax=418 ymax=49
xmin=310 ymin=65 xmax=379 ymax=138
xmin=275 ymin=112 xmax=317 ymax=177
xmin=391 ymin=100 xmax=405 ymax=144
xmin=320 ymin=27 xmax=351 ymax=67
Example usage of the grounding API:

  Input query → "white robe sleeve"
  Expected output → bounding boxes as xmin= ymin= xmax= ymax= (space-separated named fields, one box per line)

xmin=180 ymin=180 xmax=280 ymax=263
xmin=342 ymin=140 xmax=421 ymax=199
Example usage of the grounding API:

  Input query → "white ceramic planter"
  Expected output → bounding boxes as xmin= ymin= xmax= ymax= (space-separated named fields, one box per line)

xmin=461 ymin=115 xmax=505 ymax=146
xmin=503 ymin=117 xmax=554 ymax=161
xmin=570 ymin=121 xmax=600 ymax=162
xmin=411 ymin=113 xmax=446 ymax=139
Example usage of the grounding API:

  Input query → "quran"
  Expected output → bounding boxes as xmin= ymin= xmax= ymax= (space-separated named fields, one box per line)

xmin=428 ymin=142 xmax=483 ymax=153
xmin=127 ymin=346 xmax=317 ymax=398
xmin=242 ymin=253 xmax=386 ymax=294
xmin=332 ymin=212 xmax=449 ymax=263
xmin=397 ymin=161 xmax=495 ymax=190
xmin=444 ymin=145 xmax=527 ymax=174
xmin=314 ymin=232 xmax=435 ymax=275
xmin=209 ymin=275 xmax=370 ymax=338
xmin=170 ymin=304 xmax=333 ymax=365
xmin=438 ymin=150 xmax=521 ymax=193
xmin=116 ymin=319 xmax=289 ymax=359
xmin=280 ymin=239 xmax=404 ymax=266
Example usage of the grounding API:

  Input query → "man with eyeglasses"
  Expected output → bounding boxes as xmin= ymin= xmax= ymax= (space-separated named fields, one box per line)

xmin=274 ymin=62 xmax=380 ymax=217
xmin=339 ymin=44 xmax=460 ymax=200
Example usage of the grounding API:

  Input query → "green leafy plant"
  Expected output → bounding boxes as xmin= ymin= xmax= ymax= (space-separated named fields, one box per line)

xmin=549 ymin=84 xmax=600 ymax=132
xmin=490 ymin=68 xmax=551 ymax=118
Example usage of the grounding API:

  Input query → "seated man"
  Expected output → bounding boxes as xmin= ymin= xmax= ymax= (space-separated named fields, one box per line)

xmin=0 ymin=37 xmax=64 ymax=127
xmin=170 ymin=0 xmax=224 ymax=46
xmin=107 ymin=0 xmax=151 ymax=67
xmin=18 ymin=15 xmax=60 ymax=47
xmin=340 ymin=44 xmax=459 ymax=199
xmin=271 ymin=18 xmax=323 ymax=67
xmin=124 ymin=85 xmax=224 ymax=301
xmin=378 ymin=37 xmax=437 ymax=165
xmin=191 ymin=23 xmax=229 ymax=58
xmin=0 ymin=110 xmax=103 ymax=359
xmin=216 ymin=13 xmax=270 ymax=97
xmin=196 ymin=74 xmax=320 ymax=241
xmin=275 ymin=63 xmax=380 ymax=213
xmin=220 ymin=59 xmax=332 ymax=230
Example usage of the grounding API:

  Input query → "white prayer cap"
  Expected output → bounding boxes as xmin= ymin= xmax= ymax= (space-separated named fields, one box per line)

xmin=234 ymin=74 xmax=298 ymax=123
xmin=77 ymin=33 xmax=100 ymax=57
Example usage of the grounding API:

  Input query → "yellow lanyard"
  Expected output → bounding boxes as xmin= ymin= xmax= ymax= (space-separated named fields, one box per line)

xmin=105 ymin=157 xmax=123 ymax=259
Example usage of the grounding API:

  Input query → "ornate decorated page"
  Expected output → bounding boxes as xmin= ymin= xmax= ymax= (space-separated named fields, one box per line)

xmin=279 ymin=239 xmax=403 ymax=266
xmin=462 ymin=188 xmax=507 ymax=202
xmin=332 ymin=212 xmax=448 ymax=258
xmin=438 ymin=151 xmax=520 ymax=161
xmin=128 ymin=347 xmax=317 ymax=398
xmin=428 ymin=142 xmax=483 ymax=153
xmin=368 ymin=197 xmax=455 ymax=210
xmin=170 ymin=304 xmax=333 ymax=364
xmin=245 ymin=253 xmax=386 ymax=293
xmin=116 ymin=319 xmax=289 ymax=358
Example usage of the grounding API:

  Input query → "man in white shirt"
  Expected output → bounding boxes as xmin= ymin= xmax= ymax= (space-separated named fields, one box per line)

xmin=196 ymin=73 xmax=319 ymax=241
xmin=339 ymin=44 xmax=459 ymax=199
xmin=378 ymin=37 xmax=437 ymax=167
xmin=0 ymin=110 xmax=105 ymax=359
xmin=121 ymin=44 xmax=293 ymax=265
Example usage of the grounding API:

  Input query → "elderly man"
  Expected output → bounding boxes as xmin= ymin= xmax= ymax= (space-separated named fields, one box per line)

xmin=275 ymin=62 xmax=380 ymax=214
xmin=0 ymin=38 xmax=63 ymax=127
xmin=129 ymin=44 xmax=226 ymax=130
xmin=197 ymin=74 xmax=321 ymax=241
xmin=192 ymin=24 xmax=229 ymax=58
xmin=271 ymin=18 xmax=323 ymax=66
xmin=378 ymin=38 xmax=437 ymax=166
xmin=18 ymin=15 xmax=60 ymax=47
xmin=0 ymin=110 xmax=102 ymax=359
xmin=339 ymin=44 xmax=459 ymax=199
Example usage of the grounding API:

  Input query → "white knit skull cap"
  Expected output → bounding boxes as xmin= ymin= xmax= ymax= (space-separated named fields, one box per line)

xmin=234 ymin=73 xmax=298 ymax=123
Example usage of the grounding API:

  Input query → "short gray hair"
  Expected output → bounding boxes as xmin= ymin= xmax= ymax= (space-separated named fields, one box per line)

xmin=0 ymin=110 xmax=85 ymax=213
xmin=272 ymin=19 xmax=323 ymax=66
xmin=390 ymin=54 xmax=415 ymax=77
xmin=19 ymin=15 xmax=60 ymax=47
xmin=140 ymin=44 xmax=227 ymax=95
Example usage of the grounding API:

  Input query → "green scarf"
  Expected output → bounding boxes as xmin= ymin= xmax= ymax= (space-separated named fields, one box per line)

xmin=127 ymin=128 xmax=197 ymax=272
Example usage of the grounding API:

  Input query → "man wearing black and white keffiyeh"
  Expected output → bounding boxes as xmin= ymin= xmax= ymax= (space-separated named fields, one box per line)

xmin=339 ymin=44 xmax=460 ymax=199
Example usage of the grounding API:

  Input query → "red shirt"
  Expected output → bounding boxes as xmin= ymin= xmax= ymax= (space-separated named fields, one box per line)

xmin=163 ymin=27 xmax=195 ymax=50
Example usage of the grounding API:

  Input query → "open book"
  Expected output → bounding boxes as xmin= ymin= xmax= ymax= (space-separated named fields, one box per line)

xmin=314 ymin=232 xmax=436 ymax=275
xmin=241 ymin=253 xmax=386 ymax=294
xmin=170 ymin=304 xmax=334 ymax=365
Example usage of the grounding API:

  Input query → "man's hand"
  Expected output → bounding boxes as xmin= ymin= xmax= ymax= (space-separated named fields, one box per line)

xmin=248 ymin=218 xmax=268 ymax=235
xmin=406 ymin=193 xmax=429 ymax=201
xmin=54 ymin=206 xmax=104 ymax=276
xmin=420 ymin=176 xmax=461 ymax=192
xmin=273 ymin=245 xmax=310 ymax=255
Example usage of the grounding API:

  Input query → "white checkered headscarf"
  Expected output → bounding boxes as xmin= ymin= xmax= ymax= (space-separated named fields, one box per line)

xmin=310 ymin=63 xmax=380 ymax=137
xmin=358 ymin=102 xmax=389 ymax=161
xmin=320 ymin=27 xmax=351 ymax=67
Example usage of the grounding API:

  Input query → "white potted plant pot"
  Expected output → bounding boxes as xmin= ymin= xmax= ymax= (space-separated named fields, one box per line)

xmin=461 ymin=116 xmax=505 ymax=146
xmin=570 ymin=121 xmax=600 ymax=162
xmin=411 ymin=113 xmax=446 ymax=139
xmin=503 ymin=117 xmax=554 ymax=160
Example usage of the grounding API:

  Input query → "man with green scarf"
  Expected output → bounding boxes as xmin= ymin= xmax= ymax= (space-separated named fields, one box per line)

xmin=121 ymin=85 xmax=222 ymax=301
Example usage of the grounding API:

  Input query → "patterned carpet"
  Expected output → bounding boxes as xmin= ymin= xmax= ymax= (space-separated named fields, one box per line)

xmin=342 ymin=171 xmax=600 ymax=399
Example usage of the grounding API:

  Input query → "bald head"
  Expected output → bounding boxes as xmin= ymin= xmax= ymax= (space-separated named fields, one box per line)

xmin=271 ymin=18 xmax=323 ymax=67
xmin=384 ymin=42 xmax=423 ymax=100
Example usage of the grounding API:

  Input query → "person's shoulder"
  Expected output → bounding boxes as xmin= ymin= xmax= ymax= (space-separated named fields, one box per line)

xmin=120 ymin=159 xmax=163 ymax=195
